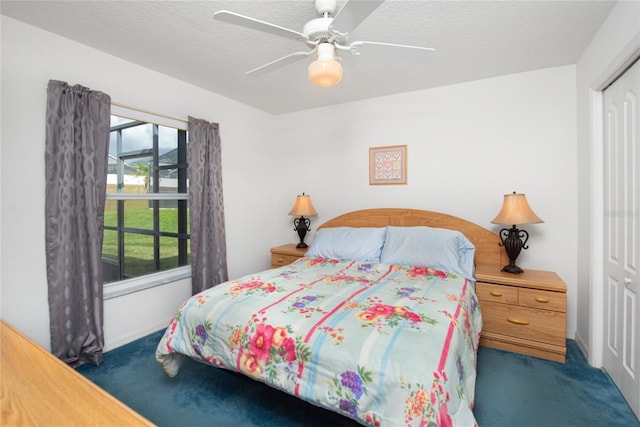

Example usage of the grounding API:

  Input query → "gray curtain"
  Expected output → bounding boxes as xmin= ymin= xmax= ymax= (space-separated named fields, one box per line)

xmin=188 ymin=117 xmax=228 ymax=294
xmin=45 ymin=80 xmax=111 ymax=367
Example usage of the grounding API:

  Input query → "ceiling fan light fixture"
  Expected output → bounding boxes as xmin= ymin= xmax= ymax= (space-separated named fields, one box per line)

xmin=308 ymin=43 xmax=343 ymax=88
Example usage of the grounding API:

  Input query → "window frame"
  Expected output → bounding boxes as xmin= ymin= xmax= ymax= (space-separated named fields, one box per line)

xmin=104 ymin=105 xmax=190 ymax=299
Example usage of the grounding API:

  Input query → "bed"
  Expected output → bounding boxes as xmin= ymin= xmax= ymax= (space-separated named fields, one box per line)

xmin=156 ymin=208 xmax=504 ymax=426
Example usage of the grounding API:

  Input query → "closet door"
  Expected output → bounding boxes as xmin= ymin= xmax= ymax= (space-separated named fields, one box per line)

xmin=603 ymin=58 xmax=640 ymax=419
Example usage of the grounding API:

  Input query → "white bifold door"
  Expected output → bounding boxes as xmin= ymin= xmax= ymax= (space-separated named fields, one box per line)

xmin=603 ymin=57 xmax=640 ymax=419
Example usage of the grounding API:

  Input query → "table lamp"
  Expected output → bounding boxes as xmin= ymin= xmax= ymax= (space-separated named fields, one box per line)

xmin=491 ymin=192 xmax=544 ymax=274
xmin=288 ymin=193 xmax=318 ymax=248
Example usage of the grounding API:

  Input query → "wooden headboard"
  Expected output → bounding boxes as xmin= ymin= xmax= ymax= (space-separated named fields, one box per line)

xmin=317 ymin=208 xmax=505 ymax=268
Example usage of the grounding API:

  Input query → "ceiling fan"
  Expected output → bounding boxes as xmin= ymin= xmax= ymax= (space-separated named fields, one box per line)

xmin=213 ymin=0 xmax=435 ymax=87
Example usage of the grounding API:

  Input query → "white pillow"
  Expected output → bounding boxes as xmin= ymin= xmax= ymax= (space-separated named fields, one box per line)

xmin=379 ymin=226 xmax=476 ymax=279
xmin=306 ymin=227 xmax=387 ymax=262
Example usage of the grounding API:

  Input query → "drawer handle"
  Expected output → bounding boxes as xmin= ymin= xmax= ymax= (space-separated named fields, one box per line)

xmin=535 ymin=296 xmax=550 ymax=303
xmin=506 ymin=317 xmax=530 ymax=326
xmin=489 ymin=290 xmax=503 ymax=297
xmin=276 ymin=257 xmax=284 ymax=262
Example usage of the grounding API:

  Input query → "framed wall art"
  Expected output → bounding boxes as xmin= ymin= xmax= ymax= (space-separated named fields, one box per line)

xmin=369 ymin=145 xmax=407 ymax=185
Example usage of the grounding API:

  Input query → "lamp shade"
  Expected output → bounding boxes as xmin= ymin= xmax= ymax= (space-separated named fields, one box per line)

xmin=289 ymin=194 xmax=318 ymax=217
xmin=308 ymin=43 xmax=343 ymax=88
xmin=491 ymin=192 xmax=543 ymax=225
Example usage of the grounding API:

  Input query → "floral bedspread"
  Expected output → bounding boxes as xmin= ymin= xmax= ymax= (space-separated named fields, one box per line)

xmin=156 ymin=257 xmax=482 ymax=426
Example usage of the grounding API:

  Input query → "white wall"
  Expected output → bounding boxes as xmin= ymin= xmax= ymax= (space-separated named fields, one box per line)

xmin=575 ymin=0 xmax=640 ymax=363
xmin=2 ymin=15 xmax=580 ymax=352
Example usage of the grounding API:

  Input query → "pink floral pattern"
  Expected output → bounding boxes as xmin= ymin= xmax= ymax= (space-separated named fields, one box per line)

xmin=225 ymin=278 xmax=280 ymax=297
xmin=402 ymin=370 xmax=452 ymax=427
xmin=320 ymin=326 xmax=346 ymax=345
xmin=355 ymin=296 xmax=437 ymax=332
xmin=235 ymin=321 xmax=311 ymax=383
xmin=406 ymin=266 xmax=449 ymax=279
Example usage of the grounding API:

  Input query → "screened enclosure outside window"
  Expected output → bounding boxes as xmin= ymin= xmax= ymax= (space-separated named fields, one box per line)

xmin=103 ymin=115 xmax=190 ymax=284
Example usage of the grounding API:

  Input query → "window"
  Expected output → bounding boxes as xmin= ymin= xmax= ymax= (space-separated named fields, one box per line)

xmin=102 ymin=108 xmax=190 ymax=290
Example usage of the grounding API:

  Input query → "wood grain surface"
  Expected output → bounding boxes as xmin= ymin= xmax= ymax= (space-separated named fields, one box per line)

xmin=0 ymin=320 xmax=153 ymax=426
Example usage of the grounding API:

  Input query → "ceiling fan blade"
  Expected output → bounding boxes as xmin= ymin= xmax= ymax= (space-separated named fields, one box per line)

xmin=329 ymin=0 xmax=385 ymax=37
xmin=349 ymin=41 xmax=436 ymax=62
xmin=246 ymin=49 xmax=316 ymax=76
xmin=214 ymin=10 xmax=307 ymax=42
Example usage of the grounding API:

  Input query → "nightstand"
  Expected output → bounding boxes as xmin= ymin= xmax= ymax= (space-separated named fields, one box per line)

xmin=270 ymin=244 xmax=308 ymax=268
xmin=475 ymin=263 xmax=567 ymax=363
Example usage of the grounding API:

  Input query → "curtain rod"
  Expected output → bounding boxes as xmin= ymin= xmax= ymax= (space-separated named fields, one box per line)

xmin=111 ymin=101 xmax=188 ymax=125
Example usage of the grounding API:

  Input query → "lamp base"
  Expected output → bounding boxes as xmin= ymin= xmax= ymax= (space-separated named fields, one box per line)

xmin=501 ymin=263 xmax=524 ymax=274
xmin=293 ymin=216 xmax=311 ymax=249
xmin=498 ymin=225 xmax=529 ymax=275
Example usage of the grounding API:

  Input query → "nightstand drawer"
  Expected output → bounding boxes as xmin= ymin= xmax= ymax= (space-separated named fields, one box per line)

xmin=271 ymin=254 xmax=301 ymax=267
xmin=481 ymin=301 xmax=566 ymax=347
xmin=476 ymin=282 xmax=519 ymax=304
xmin=519 ymin=288 xmax=566 ymax=312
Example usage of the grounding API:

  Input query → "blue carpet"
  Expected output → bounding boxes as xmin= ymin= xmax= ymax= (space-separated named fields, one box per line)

xmin=78 ymin=331 xmax=639 ymax=426
xmin=475 ymin=341 xmax=638 ymax=427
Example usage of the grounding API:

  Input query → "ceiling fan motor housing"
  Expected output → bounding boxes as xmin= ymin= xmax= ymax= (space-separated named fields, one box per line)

xmin=303 ymin=17 xmax=333 ymax=43
xmin=305 ymin=0 xmax=349 ymax=45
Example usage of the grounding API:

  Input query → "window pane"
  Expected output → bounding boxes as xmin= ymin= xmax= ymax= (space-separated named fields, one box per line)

xmin=159 ymin=236 xmax=191 ymax=270
xmin=107 ymin=131 xmax=118 ymax=193
xmin=122 ymin=123 xmax=153 ymax=153
xmin=102 ymin=230 xmax=118 ymax=261
xmin=106 ymin=178 xmax=117 ymax=195
xmin=158 ymin=204 xmax=189 ymax=234
xmin=159 ymin=206 xmax=177 ymax=233
xmin=159 ymin=170 xmax=178 ymax=193
xmin=111 ymin=116 xmax=136 ymax=127
xmin=158 ymin=126 xmax=177 ymax=157
xmin=102 ymin=230 xmax=119 ymax=284
xmin=124 ymin=199 xmax=154 ymax=230
xmin=108 ymin=133 xmax=118 ymax=176
xmin=124 ymin=233 xmax=155 ymax=278
xmin=104 ymin=200 xmax=117 ymax=227
xmin=123 ymin=157 xmax=151 ymax=194
xmin=159 ymin=236 xmax=179 ymax=270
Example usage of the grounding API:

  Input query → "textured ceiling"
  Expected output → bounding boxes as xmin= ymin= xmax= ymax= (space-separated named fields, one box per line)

xmin=1 ymin=0 xmax=616 ymax=114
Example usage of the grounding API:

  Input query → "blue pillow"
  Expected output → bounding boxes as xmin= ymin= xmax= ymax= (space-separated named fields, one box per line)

xmin=379 ymin=226 xmax=476 ymax=280
xmin=306 ymin=227 xmax=387 ymax=262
